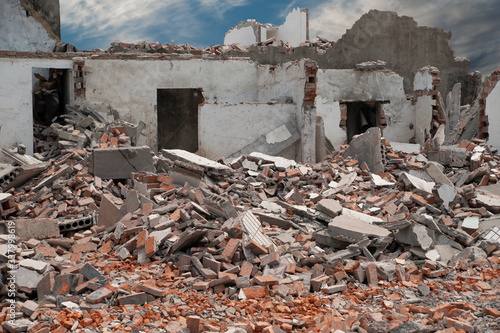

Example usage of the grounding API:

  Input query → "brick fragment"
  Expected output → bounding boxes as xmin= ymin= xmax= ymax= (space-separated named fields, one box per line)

xmin=221 ymin=238 xmax=240 ymax=262
xmin=187 ymin=315 xmax=202 ymax=333
xmin=242 ymin=286 xmax=267 ymax=299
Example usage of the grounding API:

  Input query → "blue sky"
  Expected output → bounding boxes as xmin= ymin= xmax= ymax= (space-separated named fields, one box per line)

xmin=61 ymin=0 xmax=500 ymax=76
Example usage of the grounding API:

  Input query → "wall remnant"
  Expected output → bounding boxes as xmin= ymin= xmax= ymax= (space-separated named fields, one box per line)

xmin=0 ymin=0 xmax=60 ymax=52
xmin=224 ymin=8 xmax=308 ymax=47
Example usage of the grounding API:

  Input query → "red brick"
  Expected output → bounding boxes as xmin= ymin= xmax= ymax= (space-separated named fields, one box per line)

xmin=254 ymin=275 xmax=279 ymax=286
xmin=187 ymin=315 xmax=201 ymax=333
xmin=242 ymin=286 xmax=267 ymax=299
xmin=221 ymin=238 xmax=240 ymax=262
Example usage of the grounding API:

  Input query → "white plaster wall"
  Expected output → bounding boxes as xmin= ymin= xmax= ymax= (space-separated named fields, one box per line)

xmin=276 ymin=8 xmax=308 ymax=47
xmin=315 ymin=97 xmax=342 ymax=147
xmin=0 ymin=58 xmax=73 ymax=160
xmin=82 ymin=59 xmax=307 ymax=150
xmin=316 ymin=69 xmax=415 ymax=148
xmin=199 ymin=103 xmax=297 ymax=159
xmin=256 ymin=61 xmax=305 ymax=104
xmin=486 ymin=83 xmax=500 ymax=150
xmin=0 ymin=0 xmax=57 ymax=52
xmin=224 ymin=26 xmax=258 ymax=46
xmin=414 ymin=96 xmax=433 ymax=145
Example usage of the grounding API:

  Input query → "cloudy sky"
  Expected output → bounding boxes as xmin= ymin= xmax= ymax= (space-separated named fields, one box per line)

xmin=61 ymin=0 xmax=499 ymax=75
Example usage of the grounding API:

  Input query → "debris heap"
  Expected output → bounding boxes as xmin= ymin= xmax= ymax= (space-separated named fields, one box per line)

xmin=1 ymin=128 xmax=500 ymax=333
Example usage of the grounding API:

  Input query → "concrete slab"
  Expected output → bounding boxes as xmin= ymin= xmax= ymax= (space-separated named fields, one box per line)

xmin=395 ymin=224 xmax=434 ymax=250
xmin=19 ymin=259 xmax=49 ymax=273
xmin=434 ymin=183 xmax=456 ymax=208
xmin=229 ymin=121 xmax=300 ymax=158
xmin=425 ymin=163 xmax=454 ymax=187
xmin=328 ymin=215 xmax=391 ymax=243
xmin=97 ymin=193 xmax=123 ymax=228
xmin=341 ymin=208 xmax=383 ymax=223
xmin=400 ymin=172 xmax=435 ymax=194
xmin=91 ymin=146 xmax=155 ymax=179
xmin=15 ymin=267 xmax=44 ymax=290
xmin=389 ymin=142 xmax=421 ymax=154
xmin=14 ymin=218 xmax=60 ymax=241
xmin=343 ymin=127 xmax=384 ymax=173
xmin=248 ymin=152 xmax=298 ymax=171
xmin=162 ymin=149 xmax=232 ymax=175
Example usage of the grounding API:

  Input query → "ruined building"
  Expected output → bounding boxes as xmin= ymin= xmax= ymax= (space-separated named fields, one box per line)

xmin=0 ymin=3 xmax=499 ymax=164
xmin=1 ymin=2 xmax=500 ymax=332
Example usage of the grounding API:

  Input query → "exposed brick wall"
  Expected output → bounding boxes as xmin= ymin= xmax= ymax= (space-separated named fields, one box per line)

xmin=303 ymin=60 xmax=318 ymax=107
xmin=478 ymin=66 xmax=500 ymax=139
xmin=73 ymin=58 xmax=86 ymax=97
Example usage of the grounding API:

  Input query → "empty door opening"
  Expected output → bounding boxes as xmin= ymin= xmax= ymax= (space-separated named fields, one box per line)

xmin=157 ymin=89 xmax=204 ymax=152
xmin=341 ymin=101 xmax=388 ymax=143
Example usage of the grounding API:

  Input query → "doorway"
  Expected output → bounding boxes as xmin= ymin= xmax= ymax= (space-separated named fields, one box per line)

xmin=342 ymin=101 xmax=387 ymax=143
xmin=157 ymin=89 xmax=204 ymax=152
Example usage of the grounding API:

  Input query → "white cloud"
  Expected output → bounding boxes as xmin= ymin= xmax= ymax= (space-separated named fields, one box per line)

xmin=61 ymin=0 xmax=200 ymax=47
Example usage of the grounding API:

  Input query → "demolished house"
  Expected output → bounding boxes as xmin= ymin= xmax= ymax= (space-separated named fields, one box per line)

xmin=1 ymin=1 xmax=500 ymax=333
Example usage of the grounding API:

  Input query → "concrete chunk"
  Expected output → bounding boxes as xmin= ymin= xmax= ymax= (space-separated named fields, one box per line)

xmin=328 ymin=215 xmax=391 ymax=243
xmin=97 ymin=193 xmax=123 ymax=228
xmin=316 ymin=199 xmax=342 ymax=218
xmin=162 ymin=149 xmax=232 ymax=175
xmin=343 ymin=127 xmax=384 ymax=173
xmin=91 ymin=146 xmax=155 ymax=179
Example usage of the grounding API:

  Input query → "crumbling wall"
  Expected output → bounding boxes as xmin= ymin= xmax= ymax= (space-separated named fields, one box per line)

xmin=224 ymin=8 xmax=308 ymax=47
xmin=80 ymin=58 xmax=307 ymax=152
xmin=316 ymin=69 xmax=414 ymax=148
xmin=231 ymin=10 xmax=470 ymax=98
xmin=224 ymin=23 xmax=259 ymax=46
xmin=0 ymin=58 xmax=72 ymax=159
xmin=199 ymin=103 xmax=297 ymax=160
xmin=276 ymin=8 xmax=308 ymax=47
xmin=0 ymin=0 xmax=60 ymax=52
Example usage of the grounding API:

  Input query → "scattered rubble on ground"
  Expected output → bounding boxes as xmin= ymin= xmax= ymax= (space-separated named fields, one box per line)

xmin=1 ymin=113 xmax=500 ymax=333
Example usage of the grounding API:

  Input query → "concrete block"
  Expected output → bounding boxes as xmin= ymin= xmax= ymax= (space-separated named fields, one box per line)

xmin=91 ymin=146 xmax=155 ymax=179
xmin=328 ymin=215 xmax=391 ymax=243
xmin=14 ymin=218 xmax=60 ymax=241
xmin=204 ymin=194 xmax=238 ymax=219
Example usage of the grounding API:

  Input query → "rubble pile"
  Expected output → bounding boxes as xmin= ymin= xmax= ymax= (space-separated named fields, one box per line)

xmin=85 ymin=38 xmax=336 ymax=56
xmin=32 ymin=105 xmax=145 ymax=161
xmin=1 ymin=130 xmax=500 ymax=332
